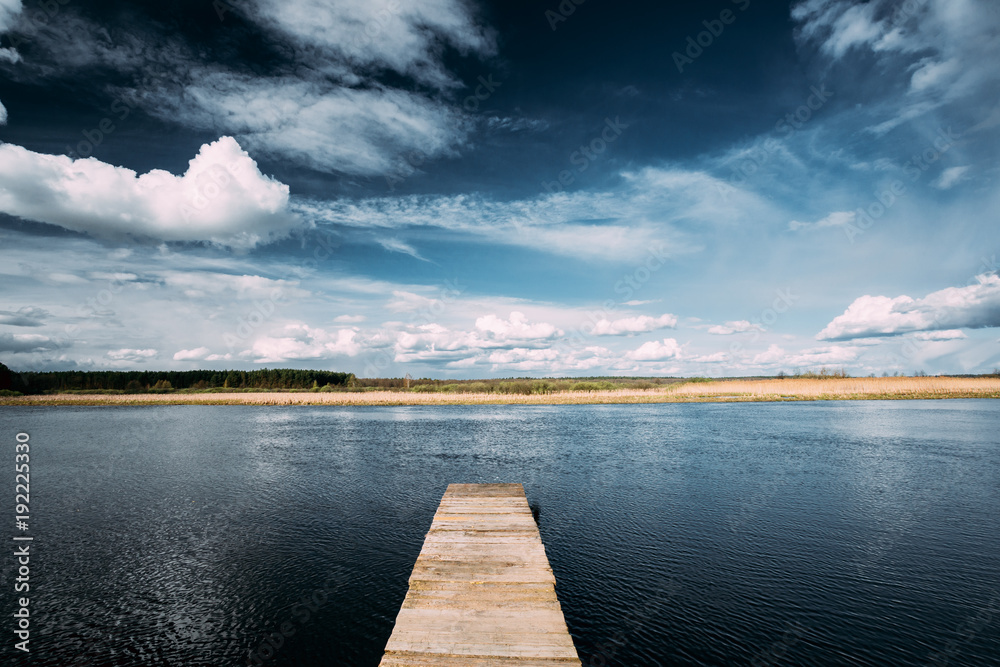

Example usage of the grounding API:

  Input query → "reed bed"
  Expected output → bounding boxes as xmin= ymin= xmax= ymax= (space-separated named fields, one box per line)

xmin=667 ymin=376 xmax=1000 ymax=400
xmin=2 ymin=376 xmax=998 ymax=406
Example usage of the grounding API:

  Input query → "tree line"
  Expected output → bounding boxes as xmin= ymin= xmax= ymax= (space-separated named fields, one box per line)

xmin=0 ymin=363 xmax=353 ymax=394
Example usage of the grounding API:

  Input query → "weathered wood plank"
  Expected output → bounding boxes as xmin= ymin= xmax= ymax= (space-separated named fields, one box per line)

xmin=379 ymin=483 xmax=581 ymax=666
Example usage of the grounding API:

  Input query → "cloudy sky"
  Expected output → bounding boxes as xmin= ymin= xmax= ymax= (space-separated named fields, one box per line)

xmin=1 ymin=0 xmax=998 ymax=377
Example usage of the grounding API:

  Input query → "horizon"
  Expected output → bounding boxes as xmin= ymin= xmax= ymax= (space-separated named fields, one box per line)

xmin=2 ymin=0 xmax=999 ymax=378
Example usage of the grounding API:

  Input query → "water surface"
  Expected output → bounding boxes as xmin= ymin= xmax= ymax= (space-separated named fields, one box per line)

xmin=3 ymin=401 xmax=998 ymax=665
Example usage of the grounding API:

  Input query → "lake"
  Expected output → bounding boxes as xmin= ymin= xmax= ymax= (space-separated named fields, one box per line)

xmin=3 ymin=401 xmax=998 ymax=666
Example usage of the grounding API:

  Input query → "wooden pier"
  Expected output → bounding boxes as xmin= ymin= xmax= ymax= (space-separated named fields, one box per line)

xmin=379 ymin=483 xmax=581 ymax=666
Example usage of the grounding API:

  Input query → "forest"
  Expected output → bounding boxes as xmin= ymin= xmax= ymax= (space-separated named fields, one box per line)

xmin=0 ymin=363 xmax=353 ymax=394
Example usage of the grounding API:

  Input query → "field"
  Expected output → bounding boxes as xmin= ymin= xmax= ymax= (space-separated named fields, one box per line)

xmin=2 ymin=376 xmax=998 ymax=406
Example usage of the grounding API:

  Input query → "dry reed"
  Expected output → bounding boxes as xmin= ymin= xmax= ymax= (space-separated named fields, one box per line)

xmin=1 ymin=376 xmax=998 ymax=406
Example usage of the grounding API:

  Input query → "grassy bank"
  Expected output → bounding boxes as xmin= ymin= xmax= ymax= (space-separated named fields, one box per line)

xmin=2 ymin=376 xmax=998 ymax=406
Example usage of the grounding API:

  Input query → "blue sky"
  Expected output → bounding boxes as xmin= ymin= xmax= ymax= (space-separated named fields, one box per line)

xmin=1 ymin=0 xmax=998 ymax=377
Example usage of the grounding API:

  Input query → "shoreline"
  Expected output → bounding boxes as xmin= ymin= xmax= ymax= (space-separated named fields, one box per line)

xmin=3 ymin=377 xmax=999 ymax=406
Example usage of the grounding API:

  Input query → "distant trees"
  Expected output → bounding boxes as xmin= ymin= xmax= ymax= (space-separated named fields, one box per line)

xmin=8 ymin=368 xmax=355 ymax=394
xmin=0 ymin=362 xmax=13 ymax=391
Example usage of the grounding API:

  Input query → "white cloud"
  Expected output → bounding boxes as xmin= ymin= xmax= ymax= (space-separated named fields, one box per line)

xmin=788 ymin=210 xmax=855 ymax=231
xmin=106 ymin=348 xmax=158 ymax=361
xmin=393 ymin=312 xmax=562 ymax=364
xmin=591 ymin=313 xmax=677 ymax=336
xmin=934 ymin=165 xmax=970 ymax=189
xmin=294 ymin=165 xmax=775 ymax=261
xmin=251 ymin=325 xmax=361 ymax=363
xmin=0 ymin=137 xmax=299 ymax=247
xmin=0 ymin=306 xmax=47 ymax=327
xmin=792 ymin=0 xmax=1000 ymax=129
xmin=818 ymin=274 xmax=1000 ymax=340
xmin=161 ymin=272 xmax=306 ymax=300
xmin=0 ymin=332 xmax=66 ymax=353
xmin=173 ymin=347 xmax=211 ymax=361
xmin=476 ymin=312 xmax=562 ymax=343
xmin=486 ymin=347 xmax=559 ymax=371
xmin=46 ymin=272 xmax=89 ymax=285
xmin=752 ymin=344 xmax=787 ymax=365
xmin=136 ymin=77 xmax=471 ymax=177
xmin=751 ymin=343 xmax=859 ymax=367
xmin=8 ymin=1 xmax=494 ymax=178
xmin=708 ymin=320 xmax=764 ymax=335
xmin=911 ymin=329 xmax=967 ymax=341
xmin=243 ymin=0 xmax=495 ymax=89
xmin=334 ymin=314 xmax=366 ymax=324
xmin=0 ymin=0 xmax=20 ymax=32
xmin=910 ymin=57 xmax=961 ymax=93
xmin=0 ymin=0 xmax=21 ymax=70
xmin=626 ymin=338 xmax=682 ymax=361
xmin=692 ymin=351 xmax=729 ymax=363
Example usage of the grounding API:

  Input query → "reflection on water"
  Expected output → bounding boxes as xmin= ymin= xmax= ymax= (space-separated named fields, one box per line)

xmin=3 ymin=401 xmax=999 ymax=666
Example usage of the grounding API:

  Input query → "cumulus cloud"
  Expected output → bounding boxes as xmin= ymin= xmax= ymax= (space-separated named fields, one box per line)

xmin=708 ymin=320 xmax=764 ymax=335
xmin=591 ymin=314 xmax=677 ymax=336
xmin=626 ymin=338 xmax=682 ymax=361
xmin=251 ymin=325 xmax=362 ymax=363
xmin=393 ymin=312 xmax=562 ymax=364
xmin=7 ymin=1 xmax=493 ymax=177
xmin=0 ymin=137 xmax=299 ymax=247
xmin=0 ymin=332 xmax=66 ymax=353
xmin=475 ymin=312 xmax=562 ymax=343
xmin=818 ymin=274 xmax=1000 ymax=340
xmin=0 ymin=306 xmax=48 ymax=327
xmin=486 ymin=347 xmax=560 ymax=372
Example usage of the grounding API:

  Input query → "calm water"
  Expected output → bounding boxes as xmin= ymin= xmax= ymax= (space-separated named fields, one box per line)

xmin=2 ymin=401 xmax=999 ymax=666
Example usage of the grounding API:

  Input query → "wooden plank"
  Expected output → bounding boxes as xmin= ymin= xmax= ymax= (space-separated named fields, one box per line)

xmin=379 ymin=483 xmax=581 ymax=666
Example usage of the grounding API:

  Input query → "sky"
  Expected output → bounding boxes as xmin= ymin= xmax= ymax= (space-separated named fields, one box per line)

xmin=0 ymin=0 xmax=998 ymax=378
